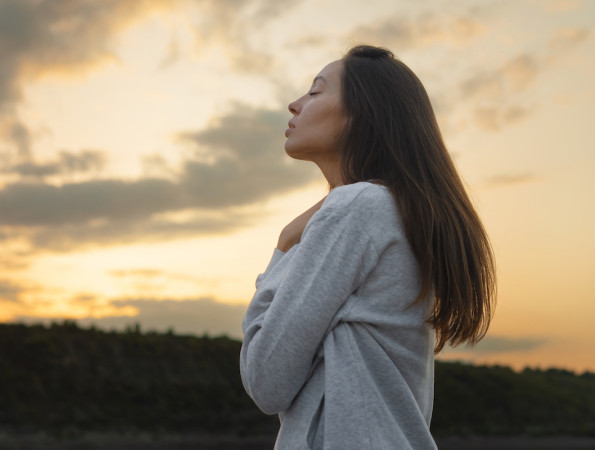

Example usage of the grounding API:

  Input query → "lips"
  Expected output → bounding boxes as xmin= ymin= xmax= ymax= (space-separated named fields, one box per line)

xmin=285 ymin=121 xmax=295 ymax=138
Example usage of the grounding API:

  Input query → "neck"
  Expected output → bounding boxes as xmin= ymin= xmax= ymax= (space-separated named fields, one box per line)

xmin=315 ymin=154 xmax=344 ymax=189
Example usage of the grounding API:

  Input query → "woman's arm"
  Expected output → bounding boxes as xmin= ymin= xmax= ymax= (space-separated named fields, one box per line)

xmin=243 ymin=199 xmax=326 ymax=329
xmin=240 ymin=203 xmax=378 ymax=414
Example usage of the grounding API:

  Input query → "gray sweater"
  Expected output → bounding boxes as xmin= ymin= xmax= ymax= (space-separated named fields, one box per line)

xmin=240 ymin=182 xmax=437 ymax=449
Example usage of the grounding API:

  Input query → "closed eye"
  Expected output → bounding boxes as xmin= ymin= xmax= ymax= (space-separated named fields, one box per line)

xmin=309 ymin=91 xmax=319 ymax=96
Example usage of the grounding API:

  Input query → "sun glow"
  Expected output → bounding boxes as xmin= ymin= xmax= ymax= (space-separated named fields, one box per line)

xmin=1 ymin=0 xmax=594 ymax=371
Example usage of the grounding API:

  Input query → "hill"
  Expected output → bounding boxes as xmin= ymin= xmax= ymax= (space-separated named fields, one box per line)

xmin=0 ymin=321 xmax=593 ymax=439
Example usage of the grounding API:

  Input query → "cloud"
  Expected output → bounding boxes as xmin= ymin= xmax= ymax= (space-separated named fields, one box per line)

xmin=485 ymin=173 xmax=538 ymax=188
xmin=0 ymin=106 xmax=317 ymax=250
xmin=472 ymin=105 xmax=531 ymax=131
xmin=27 ymin=210 xmax=252 ymax=251
xmin=458 ymin=26 xmax=589 ymax=131
xmin=0 ymin=0 xmax=175 ymax=104
xmin=3 ymin=120 xmax=33 ymax=158
xmin=0 ymin=279 xmax=26 ymax=303
xmin=109 ymin=268 xmax=165 ymax=278
xmin=548 ymin=27 xmax=590 ymax=56
xmin=0 ymin=0 xmax=302 ymax=161
xmin=249 ymin=0 xmax=298 ymax=22
xmin=462 ymin=55 xmax=540 ymax=101
xmin=0 ymin=0 xmax=305 ymax=108
xmin=15 ymin=297 xmax=248 ymax=339
xmin=0 ymin=257 xmax=30 ymax=271
xmin=177 ymin=106 xmax=318 ymax=207
xmin=339 ymin=8 xmax=557 ymax=134
xmin=0 ymin=108 xmax=305 ymax=227
xmin=158 ymin=34 xmax=181 ymax=70
xmin=546 ymin=0 xmax=584 ymax=13
xmin=3 ymin=149 xmax=106 ymax=178
xmin=0 ymin=179 xmax=181 ymax=226
xmin=0 ymin=119 xmax=36 ymax=168
xmin=449 ymin=335 xmax=547 ymax=354
xmin=174 ymin=0 xmax=306 ymax=74
xmin=141 ymin=153 xmax=174 ymax=178
xmin=347 ymin=13 xmax=485 ymax=50
xmin=0 ymin=0 xmax=178 ymax=167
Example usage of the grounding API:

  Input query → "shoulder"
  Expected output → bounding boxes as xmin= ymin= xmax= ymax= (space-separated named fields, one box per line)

xmin=312 ymin=181 xmax=405 ymax=246
xmin=322 ymin=181 xmax=394 ymax=215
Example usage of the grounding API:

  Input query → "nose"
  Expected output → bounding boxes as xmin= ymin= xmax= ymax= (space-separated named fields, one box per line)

xmin=288 ymin=99 xmax=299 ymax=115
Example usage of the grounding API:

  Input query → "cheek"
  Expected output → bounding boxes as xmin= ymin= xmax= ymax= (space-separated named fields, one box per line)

xmin=328 ymin=110 xmax=348 ymax=141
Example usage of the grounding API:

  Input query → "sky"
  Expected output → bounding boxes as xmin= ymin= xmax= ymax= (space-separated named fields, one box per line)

xmin=0 ymin=0 xmax=594 ymax=373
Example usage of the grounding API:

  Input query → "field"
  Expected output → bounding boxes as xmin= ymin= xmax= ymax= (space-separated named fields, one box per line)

xmin=1 ymin=433 xmax=595 ymax=450
xmin=1 ymin=323 xmax=594 ymax=449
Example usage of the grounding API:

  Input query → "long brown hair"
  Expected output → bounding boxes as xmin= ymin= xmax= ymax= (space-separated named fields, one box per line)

xmin=340 ymin=45 xmax=496 ymax=353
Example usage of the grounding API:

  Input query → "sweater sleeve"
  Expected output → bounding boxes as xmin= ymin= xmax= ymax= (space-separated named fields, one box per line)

xmin=240 ymin=204 xmax=378 ymax=414
xmin=255 ymin=248 xmax=286 ymax=290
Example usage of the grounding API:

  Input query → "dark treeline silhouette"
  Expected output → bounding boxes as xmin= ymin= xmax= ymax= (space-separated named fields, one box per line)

xmin=0 ymin=322 xmax=593 ymax=440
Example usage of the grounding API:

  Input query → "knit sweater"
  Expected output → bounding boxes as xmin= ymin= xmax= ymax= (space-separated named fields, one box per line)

xmin=240 ymin=182 xmax=437 ymax=449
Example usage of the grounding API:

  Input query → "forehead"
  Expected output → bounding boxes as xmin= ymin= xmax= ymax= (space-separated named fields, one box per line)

xmin=315 ymin=60 xmax=343 ymax=84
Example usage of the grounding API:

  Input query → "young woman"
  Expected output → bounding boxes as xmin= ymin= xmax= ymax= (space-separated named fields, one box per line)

xmin=240 ymin=45 xmax=496 ymax=449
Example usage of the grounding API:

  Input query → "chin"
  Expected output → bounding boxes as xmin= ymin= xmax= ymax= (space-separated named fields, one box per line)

xmin=284 ymin=143 xmax=300 ymax=160
xmin=284 ymin=141 xmax=318 ymax=162
xmin=284 ymin=148 xmax=308 ymax=162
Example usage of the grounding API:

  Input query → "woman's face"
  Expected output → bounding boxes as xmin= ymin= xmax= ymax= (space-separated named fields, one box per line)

xmin=285 ymin=60 xmax=347 ymax=166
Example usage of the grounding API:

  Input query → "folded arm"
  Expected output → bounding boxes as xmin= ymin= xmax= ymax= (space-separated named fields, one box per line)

xmin=240 ymin=205 xmax=377 ymax=414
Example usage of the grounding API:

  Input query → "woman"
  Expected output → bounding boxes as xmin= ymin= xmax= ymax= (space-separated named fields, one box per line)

xmin=240 ymin=45 xmax=496 ymax=449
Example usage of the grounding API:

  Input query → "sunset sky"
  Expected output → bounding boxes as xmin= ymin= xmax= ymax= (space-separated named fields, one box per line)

xmin=1 ymin=0 xmax=593 ymax=373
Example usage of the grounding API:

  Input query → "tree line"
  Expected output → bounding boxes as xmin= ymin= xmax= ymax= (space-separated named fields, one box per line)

xmin=0 ymin=321 xmax=593 ymax=438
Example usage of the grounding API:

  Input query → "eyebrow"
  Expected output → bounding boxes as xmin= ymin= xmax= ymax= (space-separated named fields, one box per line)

xmin=312 ymin=75 xmax=327 ymax=85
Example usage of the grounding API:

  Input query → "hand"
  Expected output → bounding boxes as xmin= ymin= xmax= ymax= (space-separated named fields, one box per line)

xmin=276 ymin=197 xmax=327 ymax=252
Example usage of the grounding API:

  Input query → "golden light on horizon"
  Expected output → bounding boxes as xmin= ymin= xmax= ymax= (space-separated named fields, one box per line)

xmin=1 ymin=0 xmax=594 ymax=372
